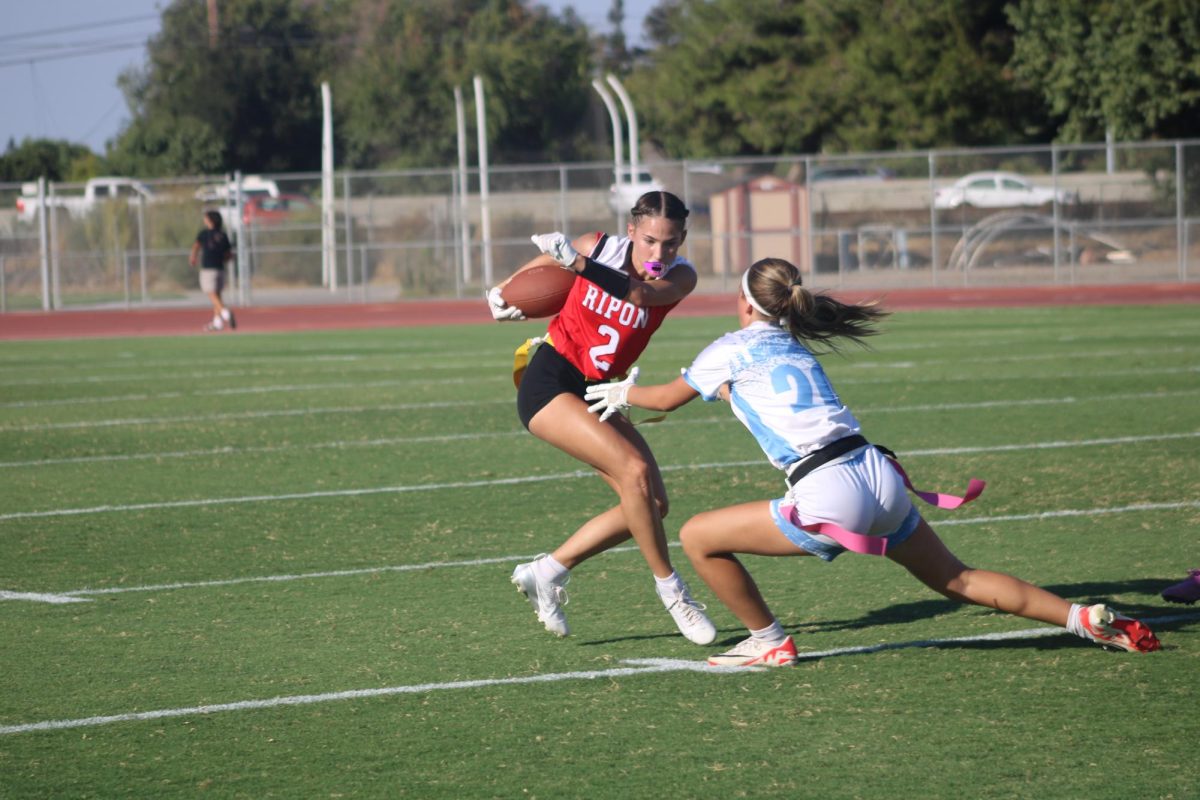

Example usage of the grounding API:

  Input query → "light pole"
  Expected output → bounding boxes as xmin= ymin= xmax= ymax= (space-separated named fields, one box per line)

xmin=605 ymin=74 xmax=639 ymax=187
xmin=592 ymin=79 xmax=624 ymax=190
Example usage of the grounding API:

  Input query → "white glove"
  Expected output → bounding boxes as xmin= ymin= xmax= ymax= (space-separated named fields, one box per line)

xmin=486 ymin=286 xmax=525 ymax=321
xmin=530 ymin=232 xmax=579 ymax=269
xmin=583 ymin=367 xmax=639 ymax=422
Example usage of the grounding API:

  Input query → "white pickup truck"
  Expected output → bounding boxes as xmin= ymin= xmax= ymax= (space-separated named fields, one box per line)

xmin=16 ymin=176 xmax=156 ymax=221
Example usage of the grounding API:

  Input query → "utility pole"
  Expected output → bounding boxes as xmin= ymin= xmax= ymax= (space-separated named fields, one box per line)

xmin=207 ymin=0 xmax=219 ymax=48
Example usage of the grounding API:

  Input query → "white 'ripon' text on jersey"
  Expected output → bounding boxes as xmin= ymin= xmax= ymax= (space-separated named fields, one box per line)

xmin=681 ymin=321 xmax=860 ymax=470
xmin=548 ymin=233 xmax=693 ymax=380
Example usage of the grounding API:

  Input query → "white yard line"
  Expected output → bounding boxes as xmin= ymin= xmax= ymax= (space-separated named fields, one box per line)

xmin=0 ymin=399 xmax=511 ymax=433
xmin=2 ymin=431 xmax=1197 ymax=521
xmin=0 ymin=375 xmax=499 ymax=410
xmin=0 ymin=430 xmax=529 ymax=469
xmin=3 ymin=612 xmax=1196 ymax=737
xmin=2 ymin=362 xmax=1194 ymax=411
xmin=4 ymin=383 xmax=1195 ymax=438
xmin=2 ymin=497 xmax=1195 ymax=603
xmin=0 ymin=358 xmax=505 ymax=388
xmin=0 ymin=590 xmax=91 ymax=604
xmin=3 ymin=420 xmax=1195 ymax=471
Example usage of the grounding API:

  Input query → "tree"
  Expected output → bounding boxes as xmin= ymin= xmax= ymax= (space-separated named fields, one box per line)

xmin=601 ymin=0 xmax=629 ymax=73
xmin=107 ymin=0 xmax=329 ymax=175
xmin=630 ymin=0 xmax=1046 ymax=157
xmin=0 ymin=138 xmax=97 ymax=182
xmin=1008 ymin=0 xmax=1200 ymax=141
xmin=331 ymin=0 xmax=594 ymax=169
xmin=805 ymin=0 xmax=1050 ymax=152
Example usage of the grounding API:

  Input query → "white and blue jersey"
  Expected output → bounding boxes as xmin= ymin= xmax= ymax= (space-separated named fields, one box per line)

xmin=682 ymin=321 xmax=860 ymax=471
xmin=683 ymin=320 xmax=919 ymax=561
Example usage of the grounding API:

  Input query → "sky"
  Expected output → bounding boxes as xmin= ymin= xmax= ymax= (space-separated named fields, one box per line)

xmin=1 ymin=0 xmax=656 ymax=156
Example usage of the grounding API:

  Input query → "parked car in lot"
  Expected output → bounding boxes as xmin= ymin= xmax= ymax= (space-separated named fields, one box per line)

xmin=809 ymin=165 xmax=895 ymax=183
xmin=934 ymin=171 xmax=1077 ymax=210
xmin=194 ymin=175 xmax=280 ymax=203
xmin=241 ymin=193 xmax=315 ymax=226
xmin=608 ymin=170 xmax=664 ymax=213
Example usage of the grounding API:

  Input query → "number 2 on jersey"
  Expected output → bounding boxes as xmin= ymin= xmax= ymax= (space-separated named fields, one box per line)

xmin=771 ymin=363 xmax=839 ymax=411
xmin=589 ymin=325 xmax=620 ymax=372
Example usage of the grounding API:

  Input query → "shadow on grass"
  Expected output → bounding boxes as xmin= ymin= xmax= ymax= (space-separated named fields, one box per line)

xmin=576 ymin=577 xmax=1196 ymax=650
xmin=794 ymin=577 xmax=1181 ymax=635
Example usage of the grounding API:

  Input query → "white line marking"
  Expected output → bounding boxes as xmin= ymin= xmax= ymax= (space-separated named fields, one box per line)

xmin=3 ymin=613 xmax=1195 ymax=737
xmin=0 ymin=661 xmax=739 ymax=736
xmin=0 ymin=399 xmax=512 ymax=433
xmin=0 ymin=590 xmax=91 ymax=604
xmin=4 ymin=381 xmax=1199 ymax=434
xmin=4 ymin=421 xmax=1195 ymax=471
xmin=0 ymin=376 xmax=503 ymax=410
xmin=0 ymin=357 xmax=506 ymax=389
xmin=848 ymin=345 xmax=1196 ymax=370
xmin=55 ymin=552 xmax=580 ymax=598
xmin=6 ymin=498 xmax=1196 ymax=601
xmin=935 ymin=501 xmax=1200 ymax=527
xmin=856 ymin=388 xmax=1200 ymax=416
xmin=2 ymin=392 xmax=1196 ymax=468
xmin=9 ymin=422 xmax=1200 ymax=527
xmin=3 ymin=362 xmax=1193 ymax=410
xmin=0 ymin=470 xmax=591 ymax=521
xmin=3 ymin=431 xmax=1198 ymax=523
xmin=2 ymin=340 xmax=1191 ymax=388
xmin=0 ymin=430 xmax=532 ymax=469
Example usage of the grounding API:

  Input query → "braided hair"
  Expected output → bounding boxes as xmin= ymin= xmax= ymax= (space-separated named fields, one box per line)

xmin=629 ymin=191 xmax=689 ymax=226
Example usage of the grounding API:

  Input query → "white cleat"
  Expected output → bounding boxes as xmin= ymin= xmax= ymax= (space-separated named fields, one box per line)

xmin=511 ymin=558 xmax=570 ymax=637
xmin=662 ymin=585 xmax=717 ymax=645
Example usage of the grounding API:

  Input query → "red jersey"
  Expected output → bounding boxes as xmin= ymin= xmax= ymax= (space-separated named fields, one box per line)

xmin=547 ymin=233 xmax=692 ymax=381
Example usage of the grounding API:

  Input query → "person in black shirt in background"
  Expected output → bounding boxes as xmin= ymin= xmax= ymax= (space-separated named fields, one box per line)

xmin=189 ymin=210 xmax=236 ymax=332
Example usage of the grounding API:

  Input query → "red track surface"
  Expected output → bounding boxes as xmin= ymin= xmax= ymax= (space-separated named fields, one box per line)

xmin=1 ymin=282 xmax=1197 ymax=341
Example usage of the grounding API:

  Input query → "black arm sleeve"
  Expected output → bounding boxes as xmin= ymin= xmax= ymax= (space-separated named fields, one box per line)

xmin=579 ymin=258 xmax=631 ymax=299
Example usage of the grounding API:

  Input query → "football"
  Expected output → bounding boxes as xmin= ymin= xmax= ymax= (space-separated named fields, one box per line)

xmin=500 ymin=264 xmax=576 ymax=318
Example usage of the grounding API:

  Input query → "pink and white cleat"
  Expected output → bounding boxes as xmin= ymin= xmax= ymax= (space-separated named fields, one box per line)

xmin=1076 ymin=604 xmax=1160 ymax=652
xmin=707 ymin=635 xmax=798 ymax=667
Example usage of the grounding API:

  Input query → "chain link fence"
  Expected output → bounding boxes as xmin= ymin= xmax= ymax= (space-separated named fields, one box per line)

xmin=1 ymin=139 xmax=1196 ymax=312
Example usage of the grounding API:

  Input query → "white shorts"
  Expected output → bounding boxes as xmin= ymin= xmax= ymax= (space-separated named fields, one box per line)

xmin=770 ymin=445 xmax=919 ymax=561
xmin=200 ymin=268 xmax=225 ymax=294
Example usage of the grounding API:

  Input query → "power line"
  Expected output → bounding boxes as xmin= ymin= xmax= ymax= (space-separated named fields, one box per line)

xmin=0 ymin=40 xmax=148 ymax=71
xmin=1 ymin=35 xmax=152 ymax=56
xmin=80 ymin=97 xmax=128 ymax=145
xmin=0 ymin=13 xmax=160 ymax=44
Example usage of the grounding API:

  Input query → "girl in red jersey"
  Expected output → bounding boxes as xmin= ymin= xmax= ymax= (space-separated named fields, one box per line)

xmin=485 ymin=191 xmax=716 ymax=644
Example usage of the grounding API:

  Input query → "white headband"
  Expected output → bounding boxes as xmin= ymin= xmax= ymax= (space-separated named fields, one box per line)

xmin=741 ymin=269 xmax=777 ymax=320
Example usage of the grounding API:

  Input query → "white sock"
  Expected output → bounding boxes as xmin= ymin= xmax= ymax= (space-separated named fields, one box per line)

xmin=654 ymin=571 xmax=685 ymax=601
xmin=220 ymin=308 xmax=231 ymax=321
xmin=1066 ymin=603 xmax=1087 ymax=638
xmin=533 ymin=554 xmax=568 ymax=585
xmin=749 ymin=620 xmax=788 ymax=646
xmin=210 ymin=316 xmax=224 ymax=329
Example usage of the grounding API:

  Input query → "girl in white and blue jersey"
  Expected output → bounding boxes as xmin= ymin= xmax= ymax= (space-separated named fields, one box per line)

xmin=584 ymin=258 xmax=1160 ymax=666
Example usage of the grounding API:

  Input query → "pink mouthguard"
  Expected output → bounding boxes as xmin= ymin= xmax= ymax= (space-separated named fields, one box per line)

xmin=644 ymin=261 xmax=667 ymax=278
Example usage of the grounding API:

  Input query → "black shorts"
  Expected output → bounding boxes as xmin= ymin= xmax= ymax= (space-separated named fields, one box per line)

xmin=516 ymin=344 xmax=591 ymax=430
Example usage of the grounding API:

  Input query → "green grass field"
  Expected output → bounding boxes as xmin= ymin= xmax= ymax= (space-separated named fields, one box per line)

xmin=1 ymin=304 xmax=1197 ymax=799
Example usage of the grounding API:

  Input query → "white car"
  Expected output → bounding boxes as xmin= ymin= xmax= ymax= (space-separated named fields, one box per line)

xmin=194 ymin=175 xmax=280 ymax=203
xmin=608 ymin=171 xmax=664 ymax=213
xmin=934 ymin=171 xmax=1076 ymax=210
